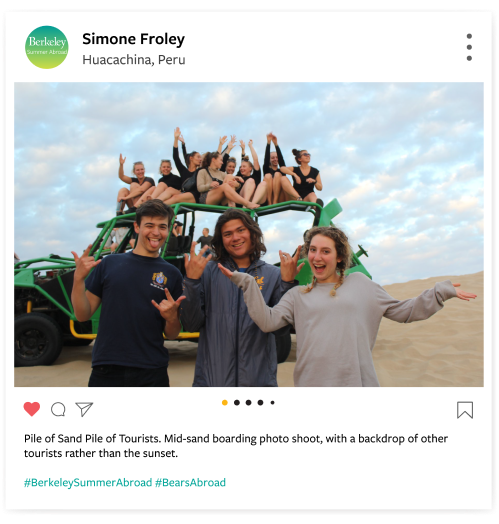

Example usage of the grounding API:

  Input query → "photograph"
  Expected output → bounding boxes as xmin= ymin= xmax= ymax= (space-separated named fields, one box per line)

xmin=14 ymin=81 xmax=484 ymax=388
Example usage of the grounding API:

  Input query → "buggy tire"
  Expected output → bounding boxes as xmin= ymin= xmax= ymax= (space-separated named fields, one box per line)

xmin=275 ymin=332 xmax=292 ymax=364
xmin=15 ymin=313 xmax=64 ymax=367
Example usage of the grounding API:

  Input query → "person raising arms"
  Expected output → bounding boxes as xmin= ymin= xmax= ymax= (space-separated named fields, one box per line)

xmin=263 ymin=133 xmax=286 ymax=205
xmin=116 ymin=155 xmax=155 ymax=215
xmin=173 ymin=127 xmax=202 ymax=186
xmin=235 ymin=139 xmax=268 ymax=206
xmin=163 ymin=152 xmax=259 ymax=209
xmin=218 ymin=226 xmax=476 ymax=387
xmin=279 ymin=149 xmax=323 ymax=203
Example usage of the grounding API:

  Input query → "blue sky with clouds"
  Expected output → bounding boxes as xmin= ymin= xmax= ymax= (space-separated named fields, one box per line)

xmin=14 ymin=82 xmax=483 ymax=284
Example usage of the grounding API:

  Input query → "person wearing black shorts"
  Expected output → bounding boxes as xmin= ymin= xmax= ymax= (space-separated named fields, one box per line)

xmin=279 ymin=149 xmax=323 ymax=203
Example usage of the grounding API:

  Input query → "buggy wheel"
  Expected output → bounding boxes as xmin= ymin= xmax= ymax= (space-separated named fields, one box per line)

xmin=15 ymin=313 xmax=63 ymax=367
xmin=275 ymin=332 xmax=292 ymax=364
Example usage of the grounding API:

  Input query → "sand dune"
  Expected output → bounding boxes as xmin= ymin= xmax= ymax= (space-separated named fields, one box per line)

xmin=14 ymin=272 xmax=483 ymax=388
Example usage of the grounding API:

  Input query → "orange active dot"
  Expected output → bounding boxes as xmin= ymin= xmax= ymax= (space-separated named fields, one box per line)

xmin=222 ymin=400 xmax=228 ymax=406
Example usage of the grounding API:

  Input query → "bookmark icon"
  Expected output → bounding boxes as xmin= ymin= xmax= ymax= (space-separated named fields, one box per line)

xmin=76 ymin=402 xmax=93 ymax=417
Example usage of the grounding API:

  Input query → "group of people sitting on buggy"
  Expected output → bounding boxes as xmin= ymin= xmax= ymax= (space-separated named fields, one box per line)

xmin=115 ymin=128 xmax=324 ymax=216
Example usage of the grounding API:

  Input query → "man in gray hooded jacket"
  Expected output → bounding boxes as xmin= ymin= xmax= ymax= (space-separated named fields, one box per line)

xmin=180 ymin=209 xmax=301 ymax=387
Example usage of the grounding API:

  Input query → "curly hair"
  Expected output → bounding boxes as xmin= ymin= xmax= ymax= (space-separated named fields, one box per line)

xmin=212 ymin=209 xmax=267 ymax=264
xmin=302 ymin=226 xmax=352 ymax=296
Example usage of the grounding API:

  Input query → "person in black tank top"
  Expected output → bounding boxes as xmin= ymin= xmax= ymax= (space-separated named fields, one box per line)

xmin=134 ymin=159 xmax=183 ymax=207
xmin=279 ymin=148 xmax=323 ymax=203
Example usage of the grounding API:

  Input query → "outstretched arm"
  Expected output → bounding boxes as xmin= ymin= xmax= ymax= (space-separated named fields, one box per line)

xmin=217 ymin=136 xmax=227 ymax=154
xmin=380 ymin=281 xmax=475 ymax=323
xmin=218 ymin=264 xmax=295 ymax=332
xmin=248 ymin=140 xmax=260 ymax=171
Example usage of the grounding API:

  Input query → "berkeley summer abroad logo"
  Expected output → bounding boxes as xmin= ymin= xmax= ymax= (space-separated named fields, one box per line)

xmin=25 ymin=26 xmax=68 ymax=69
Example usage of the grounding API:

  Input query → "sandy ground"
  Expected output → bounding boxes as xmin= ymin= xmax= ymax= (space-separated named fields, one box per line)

xmin=14 ymin=271 xmax=483 ymax=388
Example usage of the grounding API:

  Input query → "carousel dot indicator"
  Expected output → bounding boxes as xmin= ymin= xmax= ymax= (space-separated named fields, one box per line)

xmin=234 ymin=400 xmax=240 ymax=406
xmin=467 ymin=56 xmax=472 ymax=61
xmin=258 ymin=400 xmax=263 ymax=406
xmin=222 ymin=400 xmax=228 ymax=406
xmin=467 ymin=33 xmax=472 ymax=39
xmin=246 ymin=400 xmax=252 ymax=406
xmin=271 ymin=401 xmax=275 ymax=405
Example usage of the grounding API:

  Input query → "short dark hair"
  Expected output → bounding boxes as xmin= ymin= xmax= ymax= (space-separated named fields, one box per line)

xmin=212 ymin=209 xmax=266 ymax=263
xmin=135 ymin=199 xmax=174 ymax=226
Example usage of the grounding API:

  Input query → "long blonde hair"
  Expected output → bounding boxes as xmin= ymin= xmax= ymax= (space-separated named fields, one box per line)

xmin=301 ymin=226 xmax=352 ymax=297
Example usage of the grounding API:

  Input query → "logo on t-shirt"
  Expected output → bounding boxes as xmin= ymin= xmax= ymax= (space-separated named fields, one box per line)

xmin=255 ymin=275 xmax=264 ymax=290
xmin=152 ymin=272 xmax=167 ymax=289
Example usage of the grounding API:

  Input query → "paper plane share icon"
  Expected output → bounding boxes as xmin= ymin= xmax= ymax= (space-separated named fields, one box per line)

xmin=75 ymin=402 xmax=93 ymax=417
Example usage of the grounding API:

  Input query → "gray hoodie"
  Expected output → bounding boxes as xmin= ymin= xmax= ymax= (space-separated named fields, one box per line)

xmin=181 ymin=259 xmax=296 ymax=387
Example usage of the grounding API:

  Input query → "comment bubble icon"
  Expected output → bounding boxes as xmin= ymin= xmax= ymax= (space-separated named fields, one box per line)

xmin=51 ymin=402 xmax=66 ymax=417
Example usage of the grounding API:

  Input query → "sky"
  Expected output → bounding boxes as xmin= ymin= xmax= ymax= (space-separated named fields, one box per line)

xmin=14 ymin=82 xmax=483 ymax=285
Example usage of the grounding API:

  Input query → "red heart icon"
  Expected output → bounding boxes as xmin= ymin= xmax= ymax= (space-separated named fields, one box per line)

xmin=24 ymin=402 xmax=40 ymax=417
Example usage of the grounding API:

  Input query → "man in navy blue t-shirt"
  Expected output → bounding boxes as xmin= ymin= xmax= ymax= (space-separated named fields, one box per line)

xmin=71 ymin=200 xmax=184 ymax=387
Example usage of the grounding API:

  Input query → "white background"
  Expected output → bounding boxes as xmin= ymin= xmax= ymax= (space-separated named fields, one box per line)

xmin=2 ymin=1 xmax=497 ymax=523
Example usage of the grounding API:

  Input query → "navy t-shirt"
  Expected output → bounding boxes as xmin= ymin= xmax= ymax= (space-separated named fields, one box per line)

xmin=85 ymin=252 xmax=183 ymax=369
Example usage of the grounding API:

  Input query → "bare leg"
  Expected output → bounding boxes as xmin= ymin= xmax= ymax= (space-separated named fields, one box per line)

xmin=264 ymin=173 xmax=273 ymax=204
xmin=206 ymin=185 xmax=259 ymax=209
xmin=135 ymin=186 xmax=156 ymax=207
xmin=273 ymin=173 xmax=283 ymax=205
xmin=164 ymin=192 xmax=196 ymax=206
xmin=116 ymin=188 xmax=130 ymax=212
xmin=280 ymin=177 xmax=302 ymax=201
xmin=252 ymin=181 xmax=268 ymax=205
xmin=157 ymin=187 xmax=181 ymax=202
xmin=304 ymin=193 xmax=317 ymax=203
xmin=240 ymin=178 xmax=256 ymax=202
xmin=136 ymin=182 xmax=172 ymax=206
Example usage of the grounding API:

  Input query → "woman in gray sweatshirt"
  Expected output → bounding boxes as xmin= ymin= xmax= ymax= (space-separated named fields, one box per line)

xmin=218 ymin=226 xmax=476 ymax=387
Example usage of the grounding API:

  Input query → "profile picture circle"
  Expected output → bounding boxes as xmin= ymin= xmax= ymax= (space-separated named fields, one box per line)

xmin=25 ymin=26 xmax=68 ymax=69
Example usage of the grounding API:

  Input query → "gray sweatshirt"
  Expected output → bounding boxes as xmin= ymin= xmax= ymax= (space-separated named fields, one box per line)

xmin=230 ymin=271 xmax=458 ymax=387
